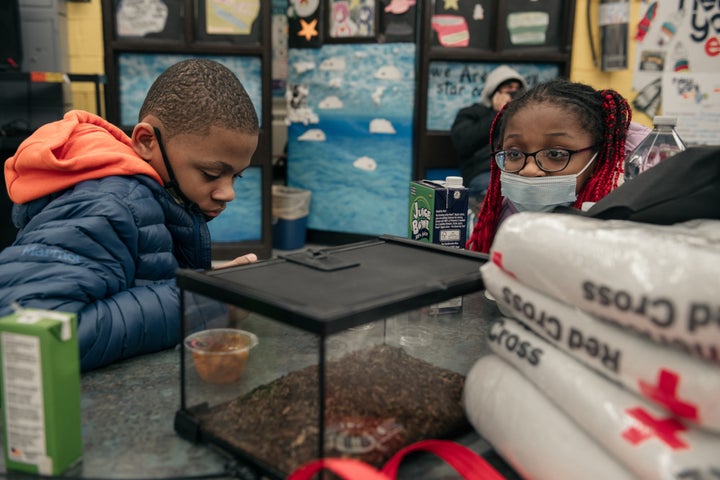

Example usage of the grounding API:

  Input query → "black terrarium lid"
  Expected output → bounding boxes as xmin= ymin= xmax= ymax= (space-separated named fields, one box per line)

xmin=176 ymin=235 xmax=487 ymax=334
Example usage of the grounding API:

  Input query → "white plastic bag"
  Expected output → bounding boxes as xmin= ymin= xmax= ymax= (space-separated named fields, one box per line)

xmin=490 ymin=214 xmax=720 ymax=364
xmin=481 ymin=260 xmax=720 ymax=432
xmin=464 ymin=354 xmax=637 ymax=480
xmin=488 ymin=316 xmax=720 ymax=479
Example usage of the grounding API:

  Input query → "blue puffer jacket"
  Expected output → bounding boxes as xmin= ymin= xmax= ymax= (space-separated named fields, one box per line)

xmin=0 ymin=111 xmax=212 ymax=371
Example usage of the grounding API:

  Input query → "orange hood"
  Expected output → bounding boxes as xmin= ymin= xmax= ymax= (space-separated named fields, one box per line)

xmin=4 ymin=110 xmax=163 ymax=204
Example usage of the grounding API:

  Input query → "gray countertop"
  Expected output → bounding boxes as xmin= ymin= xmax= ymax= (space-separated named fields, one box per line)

xmin=0 ymin=291 xmax=519 ymax=480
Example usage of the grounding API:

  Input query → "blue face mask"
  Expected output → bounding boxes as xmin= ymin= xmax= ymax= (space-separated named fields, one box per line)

xmin=500 ymin=153 xmax=597 ymax=212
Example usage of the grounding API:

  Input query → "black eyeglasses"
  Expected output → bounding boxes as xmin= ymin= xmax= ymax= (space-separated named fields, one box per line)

xmin=493 ymin=145 xmax=596 ymax=173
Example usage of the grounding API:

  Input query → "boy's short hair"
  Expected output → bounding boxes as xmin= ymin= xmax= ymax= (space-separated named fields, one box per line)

xmin=139 ymin=58 xmax=260 ymax=138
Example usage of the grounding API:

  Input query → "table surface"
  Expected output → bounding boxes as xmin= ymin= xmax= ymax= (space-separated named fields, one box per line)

xmin=0 ymin=291 xmax=520 ymax=480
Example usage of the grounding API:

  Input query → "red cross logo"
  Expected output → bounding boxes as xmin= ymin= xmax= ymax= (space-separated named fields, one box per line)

xmin=491 ymin=251 xmax=516 ymax=278
xmin=622 ymin=408 xmax=688 ymax=450
xmin=639 ymin=369 xmax=698 ymax=422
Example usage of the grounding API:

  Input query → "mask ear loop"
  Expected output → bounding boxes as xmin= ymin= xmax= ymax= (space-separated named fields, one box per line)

xmin=153 ymin=127 xmax=193 ymax=206
xmin=576 ymin=151 xmax=599 ymax=177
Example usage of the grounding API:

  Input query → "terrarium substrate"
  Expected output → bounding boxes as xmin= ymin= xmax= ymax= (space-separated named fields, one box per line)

xmin=195 ymin=344 xmax=470 ymax=474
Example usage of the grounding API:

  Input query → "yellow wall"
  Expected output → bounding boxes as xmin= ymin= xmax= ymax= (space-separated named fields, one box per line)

xmin=67 ymin=0 xmax=104 ymax=114
xmin=65 ymin=0 xmax=650 ymax=125
xmin=570 ymin=0 xmax=652 ymax=127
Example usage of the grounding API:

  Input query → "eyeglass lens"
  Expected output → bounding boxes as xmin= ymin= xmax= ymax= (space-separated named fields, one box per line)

xmin=496 ymin=149 xmax=572 ymax=173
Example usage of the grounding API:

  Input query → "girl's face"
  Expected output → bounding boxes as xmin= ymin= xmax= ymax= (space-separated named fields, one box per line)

xmin=501 ymin=103 xmax=597 ymax=193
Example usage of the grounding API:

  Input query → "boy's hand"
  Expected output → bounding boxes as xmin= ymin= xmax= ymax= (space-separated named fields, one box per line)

xmin=216 ymin=253 xmax=258 ymax=269
xmin=492 ymin=90 xmax=513 ymax=112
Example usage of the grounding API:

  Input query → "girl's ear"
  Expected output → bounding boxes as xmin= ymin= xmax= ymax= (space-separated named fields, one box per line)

xmin=131 ymin=122 xmax=157 ymax=161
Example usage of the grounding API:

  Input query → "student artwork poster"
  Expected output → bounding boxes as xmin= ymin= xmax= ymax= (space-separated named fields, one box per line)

xmin=632 ymin=0 xmax=720 ymax=145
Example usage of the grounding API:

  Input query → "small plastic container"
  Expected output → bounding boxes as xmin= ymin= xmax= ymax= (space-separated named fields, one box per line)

xmin=184 ymin=328 xmax=258 ymax=384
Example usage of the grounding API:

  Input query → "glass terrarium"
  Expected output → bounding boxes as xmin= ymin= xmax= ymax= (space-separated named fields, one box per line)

xmin=174 ymin=235 xmax=489 ymax=479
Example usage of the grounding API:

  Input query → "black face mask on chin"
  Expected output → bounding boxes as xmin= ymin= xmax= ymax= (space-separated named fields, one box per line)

xmin=153 ymin=127 xmax=218 ymax=223
xmin=153 ymin=127 xmax=192 ymax=206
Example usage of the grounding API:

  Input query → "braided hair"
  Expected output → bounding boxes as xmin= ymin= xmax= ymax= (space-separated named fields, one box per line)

xmin=466 ymin=78 xmax=632 ymax=253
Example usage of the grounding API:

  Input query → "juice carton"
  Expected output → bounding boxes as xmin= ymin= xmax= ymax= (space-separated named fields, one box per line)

xmin=409 ymin=176 xmax=468 ymax=249
xmin=0 ymin=307 xmax=82 ymax=475
xmin=409 ymin=176 xmax=469 ymax=314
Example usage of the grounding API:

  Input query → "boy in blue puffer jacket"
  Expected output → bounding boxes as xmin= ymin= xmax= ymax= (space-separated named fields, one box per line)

xmin=0 ymin=59 xmax=260 ymax=371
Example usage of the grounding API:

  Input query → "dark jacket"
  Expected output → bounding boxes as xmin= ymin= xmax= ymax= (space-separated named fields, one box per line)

xmin=450 ymin=65 xmax=528 ymax=187
xmin=0 ymin=111 xmax=212 ymax=371
xmin=450 ymin=102 xmax=497 ymax=184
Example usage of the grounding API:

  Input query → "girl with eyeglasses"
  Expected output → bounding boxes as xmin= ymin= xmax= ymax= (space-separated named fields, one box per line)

xmin=466 ymin=78 xmax=651 ymax=253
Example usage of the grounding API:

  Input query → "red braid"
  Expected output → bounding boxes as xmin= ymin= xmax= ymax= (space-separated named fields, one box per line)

xmin=575 ymin=90 xmax=632 ymax=206
xmin=466 ymin=107 xmax=506 ymax=253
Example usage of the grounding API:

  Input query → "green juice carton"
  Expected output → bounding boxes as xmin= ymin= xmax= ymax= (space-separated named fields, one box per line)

xmin=0 ymin=307 xmax=82 ymax=475
xmin=409 ymin=176 xmax=469 ymax=314
xmin=409 ymin=176 xmax=468 ymax=249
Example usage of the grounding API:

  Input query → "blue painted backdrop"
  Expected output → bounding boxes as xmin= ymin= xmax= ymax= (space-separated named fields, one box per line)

xmin=286 ymin=43 xmax=416 ymax=237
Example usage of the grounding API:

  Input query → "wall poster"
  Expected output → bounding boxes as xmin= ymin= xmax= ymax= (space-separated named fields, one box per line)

xmin=502 ymin=0 xmax=563 ymax=50
xmin=632 ymin=0 xmax=720 ymax=145
xmin=115 ymin=0 xmax=183 ymax=41
xmin=203 ymin=0 xmax=260 ymax=35
xmin=328 ymin=0 xmax=376 ymax=39
xmin=195 ymin=0 xmax=262 ymax=43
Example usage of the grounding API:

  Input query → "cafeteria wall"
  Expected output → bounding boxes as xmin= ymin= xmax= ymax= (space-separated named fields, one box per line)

xmin=570 ymin=0 xmax=652 ymax=128
xmin=66 ymin=0 xmax=104 ymax=114
xmin=64 ymin=0 xmax=650 ymax=124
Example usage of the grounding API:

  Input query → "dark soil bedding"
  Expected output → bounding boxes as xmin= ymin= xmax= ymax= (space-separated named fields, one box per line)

xmin=195 ymin=344 xmax=470 ymax=475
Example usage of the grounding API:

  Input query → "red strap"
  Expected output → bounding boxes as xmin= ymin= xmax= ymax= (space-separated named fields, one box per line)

xmin=381 ymin=439 xmax=506 ymax=480
xmin=287 ymin=440 xmax=505 ymax=480
xmin=287 ymin=458 xmax=390 ymax=480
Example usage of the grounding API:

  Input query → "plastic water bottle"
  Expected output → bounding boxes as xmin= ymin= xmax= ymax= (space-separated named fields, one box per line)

xmin=624 ymin=116 xmax=686 ymax=181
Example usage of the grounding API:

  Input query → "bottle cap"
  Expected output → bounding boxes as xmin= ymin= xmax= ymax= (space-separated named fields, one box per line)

xmin=445 ymin=176 xmax=464 ymax=187
xmin=652 ymin=116 xmax=678 ymax=127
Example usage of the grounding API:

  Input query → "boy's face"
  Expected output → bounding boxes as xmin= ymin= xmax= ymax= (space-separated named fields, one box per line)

xmin=153 ymin=126 xmax=258 ymax=218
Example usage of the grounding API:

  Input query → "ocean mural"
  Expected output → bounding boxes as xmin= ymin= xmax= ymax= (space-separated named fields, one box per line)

xmin=286 ymin=43 xmax=416 ymax=237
